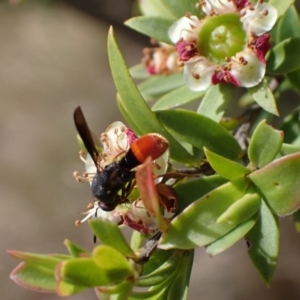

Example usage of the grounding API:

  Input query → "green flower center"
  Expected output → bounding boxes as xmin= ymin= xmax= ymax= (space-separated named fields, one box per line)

xmin=197 ymin=13 xmax=246 ymax=64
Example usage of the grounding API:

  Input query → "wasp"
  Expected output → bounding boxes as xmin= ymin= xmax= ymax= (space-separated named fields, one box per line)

xmin=73 ymin=106 xmax=169 ymax=211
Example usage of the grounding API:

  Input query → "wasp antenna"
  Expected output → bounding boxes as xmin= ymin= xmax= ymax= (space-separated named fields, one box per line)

xmin=74 ymin=106 xmax=100 ymax=171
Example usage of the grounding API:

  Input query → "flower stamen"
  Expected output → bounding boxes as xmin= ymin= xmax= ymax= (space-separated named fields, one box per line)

xmin=192 ymin=72 xmax=201 ymax=79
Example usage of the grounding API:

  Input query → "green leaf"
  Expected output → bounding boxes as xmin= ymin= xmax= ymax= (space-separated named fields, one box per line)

xmin=276 ymin=5 xmax=300 ymax=42
xmin=56 ymin=280 xmax=86 ymax=297
xmin=248 ymin=119 xmax=283 ymax=168
xmin=248 ymin=79 xmax=279 ymax=116
xmin=204 ymin=148 xmax=249 ymax=181
xmin=152 ymin=85 xmax=204 ymax=111
xmin=95 ymin=280 xmax=134 ymax=299
xmin=292 ymin=209 xmax=300 ymax=232
xmin=138 ymin=251 xmax=180 ymax=287
xmin=125 ymin=17 xmax=173 ymax=44
xmin=268 ymin=0 xmax=294 ymax=19
xmin=10 ymin=262 xmax=57 ymax=293
xmin=161 ymin=0 xmax=200 ymax=18
xmin=159 ymin=178 xmax=250 ymax=249
xmin=130 ymin=231 xmax=144 ymax=252
xmin=93 ymin=245 xmax=133 ymax=282
xmin=175 ymin=175 xmax=228 ymax=212
xmin=197 ymin=84 xmax=233 ymax=122
xmin=206 ymin=214 xmax=257 ymax=256
xmin=280 ymin=143 xmax=300 ymax=156
xmin=7 ymin=251 xmax=62 ymax=273
xmin=217 ymin=193 xmax=261 ymax=225
xmin=129 ymin=64 xmax=150 ymax=80
xmin=108 ymin=28 xmax=194 ymax=164
xmin=245 ymin=200 xmax=279 ymax=285
xmin=166 ymin=250 xmax=194 ymax=300
xmin=138 ymin=73 xmax=185 ymax=99
xmin=280 ymin=108 xmax=300 ymax=143
xmin=156 ymin=109 xmax=242 ymax=160
xmin=89 ymin=219 xmax=135 ymax=258
xmin=249 ymin=153 xmax=300 ymax=215
xmin=219 ymin=117 xmax=241 ymax=131
xmin=138 ymin=0 xmax=176 ymax=19
xmin=267 ymin=37 xmax=300 ymax=75
xmin=142 ymin=249 xmax=174 ymax=276
xmin=57 ymin=257 xmax=129 ymax=287
xmin=64 ymin=240 xmax=89 ymax=257
xmin=286 ymin=68 xmax=300 ymax=93
xmin=129 ymin=283 xmax=167 ymax=300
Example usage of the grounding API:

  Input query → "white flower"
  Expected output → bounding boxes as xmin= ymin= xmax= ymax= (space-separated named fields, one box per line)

xmin=100 ymin=121 xmax=135 ymax=162
xmin=75 ymin=201 xmax=122 ymax=226
xmin=240 ymin=2 xmax=278 ymax=36
xmin=123 ymin=199 xmax=160 ymax=235
xmin=142 ymin=43 xmax=181 ymax=75
xmin=168 ymin=0 xmax=277 ymax=90
xmin=183 ymin=57 xmax=216 ymax=91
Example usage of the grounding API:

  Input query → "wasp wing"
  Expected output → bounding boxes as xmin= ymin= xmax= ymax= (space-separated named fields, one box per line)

xmin=73 ymin=106 xmax=100 ymax=172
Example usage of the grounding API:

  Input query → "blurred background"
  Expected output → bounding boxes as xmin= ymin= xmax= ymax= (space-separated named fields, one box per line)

xmin=2 ymin=0 xmax=300 ymax=299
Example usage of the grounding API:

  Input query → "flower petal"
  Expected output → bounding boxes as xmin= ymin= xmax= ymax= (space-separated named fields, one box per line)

xmin=235 ymin=0 xmax=250 ymax=10
xmin=250 ymin=33 xmax=270 ymax=63
xmin=241 ymin=3 xmax=277 ymax=36
xmin=184 ymin=57 xmax=215 ymax=91
xmin=168 ymin=15 xmax=199 ymax=43
xmin=176 ymin=39 xmax=198 ymax=61
xmin=166 ymin=52 xmax=180 ymax=72
xmin=230 ymin=49 xmax=265 ymax=87
xmin=202 ymin=0 xmax=236 ymax=15
xmin=102 ymin=121 xmax=129 ymax=157
xmin=79 ymin=202 xmax=122 ymax=225
xmin=123 ymin=199 xmax=160 ymax=235
xmin=153 ymin=148 xmax=170 ymax=183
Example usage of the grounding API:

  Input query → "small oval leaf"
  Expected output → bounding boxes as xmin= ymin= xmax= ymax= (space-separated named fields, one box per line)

xmin=138 ymin=73 xmax=185 ymax=99
xmin=161 ymin=0 xmax=200 ymax=18
xmin=280 ymin=143 xmax=300 ymax=156
xmin=93 ymin=245 xmax=132 ymax=273
xmin=89 ymin=219 xmax=135 ymax=258
xmin=125 ymin=16 xmax=173 ymax=44
xmin=217 ymin=193 xmax=261 ymax=225
xmin=268 ymin=0 xmax=295 ymax=19
xmin=137 ymin=251 xmax=179 ymax=287
xmin=248 ymin=119 xmax=283 ymax=168
xmin=248 ymin=79 xmax=279 ymax=116
xmin=249 ymin=153 xmax=300 ymax=216
xmin=156 ymin=109 xmax=242 ymax=160
xmin=64 ymin=240 xmax=89 ymax=258
xmin=129 ymin=64 xmax=150 ymax=80
xmin=245 ymin=200 xmax=279 ymax=285
xmin=276 ymin=5 xmax=300 ymax=42
xmin=206 ymin=214 xmax=258 ymax=256
xmin=159 ymin=178 xmax=250 ymax=249
xmin=7 ymin=251 xmax=62 ymax=273
xmin=138 ymin=0 xmax=176 ymax=19
xmin=10 ymin=263 xmax=57 ymax=293
xmin=204 ymin=148 xmax=249 ymax=181
xmin=267 ymin=37 xmax=300 ymax=75
xmin=174 ymin=175 xmax=228 ymax=212
xmin=152 ymin=85 xmax=204 ymax=111
xmin=197 ymin=84 xmax=233 ymax=122
xmin=57 ymin=258 xmax=125 ymax=287
xmin=286 ymin=68 xmax=300 ymax=93
xmin=166 ymin=250 xmax=194 ymax=300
